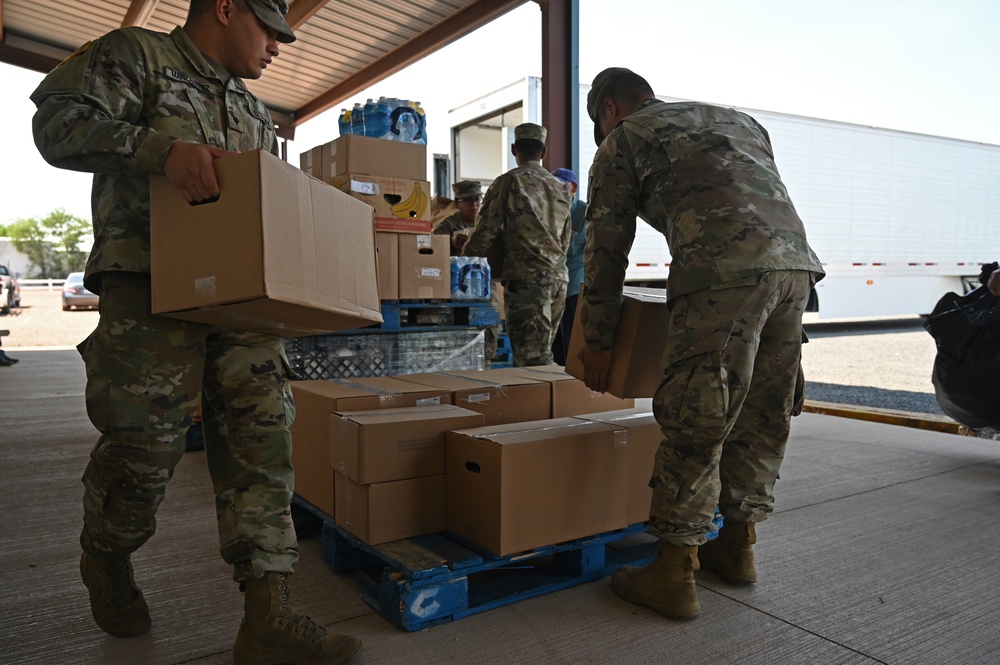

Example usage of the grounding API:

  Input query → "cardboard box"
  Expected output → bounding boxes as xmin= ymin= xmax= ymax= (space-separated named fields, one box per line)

xmin=565 ymin=289 xmax=670 ymax=398
xmin=150 ymin=150 xmax=382 ymax=336
xmin=298 ymin=148 xmax=314 ymax=176
xmin=446 ymin=418 xmax=629 ymax=556
xmin=335 ymin=473 xmax=445 ymax=545
xmin=290 ymin=378 xmax=452 ymax=516
xmin=375 ymin=232 xmax=399 ymax=301
xmin=331 ymin=405 xmax=485 ymax=484
xmin=398 ymin=234 xmax=450 ymax=300
xmin=396 ymin=370 xmax=550 ymax=426
xmin=318 ymin=134 xmax=426 ymax=181
xmin=573 ymin=408 xmax=661 ymax=525
xmin=494 ymin=365 xmax=635 ymax=417
xmin=330 ymin=174 xmax=432 ymax=233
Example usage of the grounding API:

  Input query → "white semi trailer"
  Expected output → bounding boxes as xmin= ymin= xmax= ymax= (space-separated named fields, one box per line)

xmin=447 ymin=77 xmax=1000 ymax=320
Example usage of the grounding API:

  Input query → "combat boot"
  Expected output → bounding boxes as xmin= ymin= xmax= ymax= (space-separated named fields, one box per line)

xmin=698 ymin=521 xmax=757 ymax=584
xmin=233 ymin=572 xmax=361 ymax=665
xmin=611 ymin=543 xmax=700 ymax=619
xmin=80 ymin=552 xmax=151 ymax=637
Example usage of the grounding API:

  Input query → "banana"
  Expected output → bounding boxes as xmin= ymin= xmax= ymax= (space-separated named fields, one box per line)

xmin=390 ymin=181 xmax=427 ymax=219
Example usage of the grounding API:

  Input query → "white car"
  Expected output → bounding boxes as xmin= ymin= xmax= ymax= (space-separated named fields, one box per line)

xmin=0 ymin=265 xmax=21 ymax=315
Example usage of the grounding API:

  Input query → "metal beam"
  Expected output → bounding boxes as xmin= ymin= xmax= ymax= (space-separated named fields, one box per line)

xmin=121 ymin=0 xmax=162 ymax=28
xmin=286 ymin=0 xmax=330 ymax=29
xmin=292 ymin=0 xmax=526 ymax=126
xmin=538 ymin=0 xmax=578 ymax=175
xmin=0 ymin=33 xmax=71 ymax=73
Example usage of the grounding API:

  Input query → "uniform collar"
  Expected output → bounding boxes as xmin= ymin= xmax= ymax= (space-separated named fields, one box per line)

xmin=171 ymin=26 xmax=250 ymax=93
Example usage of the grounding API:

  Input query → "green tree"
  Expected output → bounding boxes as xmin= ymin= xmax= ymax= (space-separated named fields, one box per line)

xmin=7 ymin=209 xmax=91 ymax=278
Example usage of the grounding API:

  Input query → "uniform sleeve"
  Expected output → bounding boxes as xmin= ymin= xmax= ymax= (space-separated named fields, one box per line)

xmin=30 ymin=31 xmax=178 ymax=175
xmin=580 ymin=132 xmax=639 ymax=349
xmin=462 ymin=178 xmax=506 ymax=257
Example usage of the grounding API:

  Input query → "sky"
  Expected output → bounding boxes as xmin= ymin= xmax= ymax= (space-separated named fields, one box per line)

xmin=2 ymin=0 xmax=999 ymax=227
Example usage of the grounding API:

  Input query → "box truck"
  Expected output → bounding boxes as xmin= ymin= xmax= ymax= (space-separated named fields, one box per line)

xmin=447 ymin=77 xmax=1000 ymax=320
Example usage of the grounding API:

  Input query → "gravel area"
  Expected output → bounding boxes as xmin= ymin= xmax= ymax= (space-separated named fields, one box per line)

xmin=1 ymin=289 xmax=97 ymax=349
xmin=800 ymin=317 xmax=943 ymax=415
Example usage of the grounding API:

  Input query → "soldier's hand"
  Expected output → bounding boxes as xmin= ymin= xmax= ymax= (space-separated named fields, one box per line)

xmin=164 ymin=141 xmax=235 ymax=204
xmin=989 ymin=268 xmax=1000 ymax=296
xmin=579 ymin=346 xmax=613 ymax=393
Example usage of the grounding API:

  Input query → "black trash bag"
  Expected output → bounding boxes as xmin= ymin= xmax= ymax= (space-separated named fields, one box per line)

xmin=923 ymin=282 xmax=1000 ymax=429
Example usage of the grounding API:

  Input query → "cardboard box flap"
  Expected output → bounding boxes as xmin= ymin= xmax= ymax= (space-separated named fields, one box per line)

xmin=451 ymin=418 xmax=627 ymax=446
xmin=574 ymin=407 xmax=656 ymax=424
xmin=438 ymin=369 xmax=546 ymax=389
xmin=334 ymin=404 xmax=480 ymax=425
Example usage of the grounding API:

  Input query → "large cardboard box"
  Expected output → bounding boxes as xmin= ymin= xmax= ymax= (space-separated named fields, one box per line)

xmin=446 ymin=418 xmax=630 ymax=556
xmin=317 ymin=134 xmax=427 ymax=181
xmin=335 ymin=473 xmax=445 ymax=545
xmin=375 ymin=232 xmax=399 ymax=301
xmin=331 ymin=405 xmax=485 ymax=484
xmin=397 ymin=234 xmax=450 ymax=300
xmin=396 ymin=370 xmax=550 ymax=426
xmin=150 ymin=150 xmax=382 ymax=336
xmin=330 ymin=174 xmax=432 ymax=234
xmin=494 ymin=365 xmax=635 ymax=417
xmin=290 ymin=378 xmax=451 ymax=516
xmin=573 ymin=408 xmax=661 ymax=525
xmin=565 ymin=289 xmax=670 ymax=398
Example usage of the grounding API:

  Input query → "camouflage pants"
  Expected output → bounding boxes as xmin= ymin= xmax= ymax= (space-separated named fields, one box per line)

xmin=78 ymin=273 xmax=298 ymax=581
xmin=482 ymin=280 xmax=502 ymax=367
xmin=503 ymin=277 xmax=567 ymax=367
xmin=649 ymin=270 xmax=814 ymax=546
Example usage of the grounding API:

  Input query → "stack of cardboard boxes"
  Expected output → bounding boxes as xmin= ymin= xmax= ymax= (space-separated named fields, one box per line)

xmin=300 ymin=135 xmax=450 ymax=301
xmin=290 ymin=364 xmax=663 ymax=556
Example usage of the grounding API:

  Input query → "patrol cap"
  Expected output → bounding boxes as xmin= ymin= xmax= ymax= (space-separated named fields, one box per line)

xmin=587 ymin=67 xmax=635 ymax=145
xmin=245 ymin=0 xmax=296 ymax=44
xmin=514 ymin=122 xmax=547 ymax=144
xmin=551 ymin=168 xmax=577 ymax=185
xmin=452 ymin=180 xmax=483 ymax=201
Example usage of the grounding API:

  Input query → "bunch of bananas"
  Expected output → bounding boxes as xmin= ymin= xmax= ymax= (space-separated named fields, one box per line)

xmin=390 ymin=181 xmax=427 ymax=219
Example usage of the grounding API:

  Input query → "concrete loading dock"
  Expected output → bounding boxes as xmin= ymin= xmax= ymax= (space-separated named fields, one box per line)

xmin=3 ymin=349 xmax=998 ymax=664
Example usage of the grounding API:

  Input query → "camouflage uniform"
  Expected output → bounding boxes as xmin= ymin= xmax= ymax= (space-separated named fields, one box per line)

xmin=582 ymin=96 xmax=825 ymax=546
xmin=31 ymin=26 xmax=298 ymax=581
xmin=433 ymin=211 xmax=475 ymax=238
xmin=464 ymin=124 xmax=572 ymax=366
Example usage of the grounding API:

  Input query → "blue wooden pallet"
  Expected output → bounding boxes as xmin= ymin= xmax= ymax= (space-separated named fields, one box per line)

xmin=373 ymin=299 xmax=500 ymax=332
xmin=292 ymin=496 xmax=723 ymax=632
xmin=318 ymin=518 xmax=659 ymax=631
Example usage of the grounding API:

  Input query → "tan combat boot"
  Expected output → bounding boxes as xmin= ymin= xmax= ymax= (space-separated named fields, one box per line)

xmin=611 ymin=543 xmax=700 ymax=619
xmin=698 ymin=521 xmax=757 ymax=584
xmin=80 ymin=552 xmax=151 ymax=638
xmin=233 ymin=572 xmax=361 ymax=665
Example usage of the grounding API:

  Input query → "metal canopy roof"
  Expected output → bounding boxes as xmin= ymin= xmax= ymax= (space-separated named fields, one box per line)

xmin=0 ymin=0 xmax=529 ymax=138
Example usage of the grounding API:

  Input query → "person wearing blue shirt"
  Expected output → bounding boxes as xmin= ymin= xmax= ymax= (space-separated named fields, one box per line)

xmin=550 ymin=167 xmax=587 ymax=366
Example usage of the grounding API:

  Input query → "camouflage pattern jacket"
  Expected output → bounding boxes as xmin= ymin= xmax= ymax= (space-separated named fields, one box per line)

xmin=463 ymin=161 xmax=572 ymax=282
xmin=432 ymin=212 xmax=475 ymax=236
xmin=31 ymin=26 xmax=278 ymax=294
xmin=582 ymin=98 xmax=825 ymax=349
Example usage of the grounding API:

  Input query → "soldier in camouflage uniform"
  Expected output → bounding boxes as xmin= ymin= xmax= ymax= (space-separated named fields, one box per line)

xmin=463 ymin=123 xmax=572 ymax=367
xmin=433 ymin=180 xmax=482 ymax=255
xmin=30 ymin=2 xmax=361 ymax=663
xmin=577 ymin=68 xmax=825 ymax=620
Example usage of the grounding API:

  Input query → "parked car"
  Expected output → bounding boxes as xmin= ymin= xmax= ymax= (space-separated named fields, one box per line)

xmin=62 ymin=272 xmax=99 ymax=311
xmin=0 ymin=264 xmax=21 ymax=315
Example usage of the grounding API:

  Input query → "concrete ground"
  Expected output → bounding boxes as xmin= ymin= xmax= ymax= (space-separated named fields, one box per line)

xmin=2 ymin=349 xmax=999 ymax=664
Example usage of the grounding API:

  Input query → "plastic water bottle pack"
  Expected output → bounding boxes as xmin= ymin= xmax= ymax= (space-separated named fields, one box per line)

xmin=450 ymin=257 xmax=490 ymax=300
xmin=338 ymin=97 xmax=427 ymax=144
